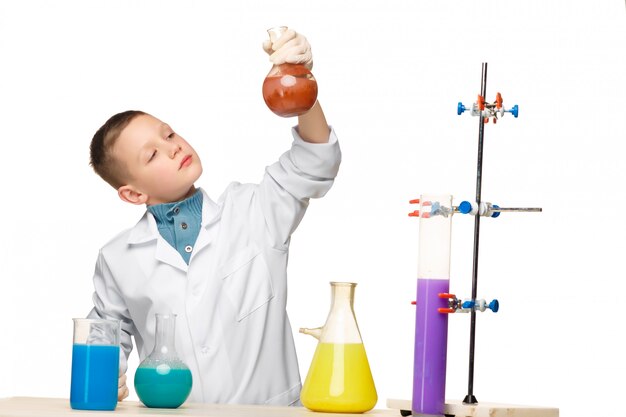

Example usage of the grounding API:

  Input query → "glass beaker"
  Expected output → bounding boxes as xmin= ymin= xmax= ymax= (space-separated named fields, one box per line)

xmin=134 ymin=314 xmax=193 ymax=408
xmin=262 ymin=26 xmax=318 ymax=117
xmin=299 ymin=282 xmax=377 ymax=413
xmin=70 ymin=318 xmax=120 ymax=411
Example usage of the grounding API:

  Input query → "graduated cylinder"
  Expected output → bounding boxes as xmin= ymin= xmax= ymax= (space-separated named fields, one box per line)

xmin=412 ymin=194 xmax=452 ymax=416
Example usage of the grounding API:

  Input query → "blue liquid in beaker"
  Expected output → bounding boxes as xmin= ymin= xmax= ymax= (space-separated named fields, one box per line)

xmin=70 ymin=344 xmax=119 ymax=410
xmin=135 ymin=365 xmax=193 ymax=408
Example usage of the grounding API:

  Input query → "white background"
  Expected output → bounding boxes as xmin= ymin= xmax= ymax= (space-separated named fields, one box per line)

xmin=0 ymin=1 xmax=624 ymax=416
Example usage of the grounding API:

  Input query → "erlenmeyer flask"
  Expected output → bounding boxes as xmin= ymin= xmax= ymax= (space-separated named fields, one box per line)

xmin=134 ymin=314 xmax=193 ymax=408
xmin=299 ymin=282 xmax=377 ymax=413
xmin=262 ymin=26 xmax=318 ymax=117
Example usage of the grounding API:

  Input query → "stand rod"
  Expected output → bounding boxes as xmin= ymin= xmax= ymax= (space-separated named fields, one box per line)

xmin=464 ymin=62 xmax=488 ymax=405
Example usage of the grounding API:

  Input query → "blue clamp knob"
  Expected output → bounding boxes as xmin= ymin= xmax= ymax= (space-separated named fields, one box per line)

xmin=459 ymin=201 xmax=472 ymax=214
xmin=462 ymin=300 xmax=475 ymax=309
xmin=457 ymin=102 xmax=466 ymax=115
xmin=491 ymin=204 xmax=501 ymax=218
xmin=506 ymin=104 xmax=519 ymax=118
xmin=489 ymin=299 xmax=499 ymax=313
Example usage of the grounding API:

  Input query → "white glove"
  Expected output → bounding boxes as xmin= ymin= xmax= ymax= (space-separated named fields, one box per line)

xmin=118 ymin=372 xmax=129 ymax=401
xmin=262 ymin=28 xmax=313 ymax=70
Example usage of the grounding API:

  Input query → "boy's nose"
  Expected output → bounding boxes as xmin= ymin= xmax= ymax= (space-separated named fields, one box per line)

xmin=168 ymin=143 xmax=182 ymax=158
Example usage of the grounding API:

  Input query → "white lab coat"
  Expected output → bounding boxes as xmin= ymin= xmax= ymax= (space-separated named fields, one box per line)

xmin=88 ymin=128 xmax=341 ymax=405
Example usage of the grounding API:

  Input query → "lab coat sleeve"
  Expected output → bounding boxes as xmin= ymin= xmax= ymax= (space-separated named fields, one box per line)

xmin=87 ymin=250 xmax=135 ymax=375
xmin=261 ymin=126 xmax=341 ymax=248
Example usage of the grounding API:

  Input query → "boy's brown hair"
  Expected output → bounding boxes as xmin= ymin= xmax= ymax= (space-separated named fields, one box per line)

xmin=90 ymin=110 xmax=146 ymax=189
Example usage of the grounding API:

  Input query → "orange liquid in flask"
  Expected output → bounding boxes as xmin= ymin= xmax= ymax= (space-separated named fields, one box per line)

xmin=262 ymin=63 xmax=318 ymax=117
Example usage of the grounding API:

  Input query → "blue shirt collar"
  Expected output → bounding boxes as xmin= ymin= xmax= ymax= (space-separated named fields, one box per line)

xmin=147 ymin=188 xmax=203 ymax=224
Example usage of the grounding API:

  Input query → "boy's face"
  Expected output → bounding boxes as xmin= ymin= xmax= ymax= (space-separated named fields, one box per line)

xmin=113 ymin=114 xmax=203 ymax=206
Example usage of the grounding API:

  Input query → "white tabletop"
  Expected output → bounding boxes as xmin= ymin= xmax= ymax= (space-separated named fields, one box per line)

xmin=0 ymin=397 xmax=399 ymax=417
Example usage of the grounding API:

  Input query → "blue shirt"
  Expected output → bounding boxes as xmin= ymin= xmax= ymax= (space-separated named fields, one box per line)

xmin=147 ymin=189 xmax=203 ymax=264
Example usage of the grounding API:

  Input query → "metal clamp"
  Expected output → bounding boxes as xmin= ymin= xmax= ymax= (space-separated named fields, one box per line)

xmin=438 ymin=293 xmax=499 ymax=314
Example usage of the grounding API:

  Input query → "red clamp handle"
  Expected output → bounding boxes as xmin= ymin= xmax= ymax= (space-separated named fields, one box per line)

xmin=495 ymin=92 xmax=503 ymax=109
xmin=438 ymin=292 xmax=455 ymax=313
xmin=477 ymin=94 xmax=485 ymax=111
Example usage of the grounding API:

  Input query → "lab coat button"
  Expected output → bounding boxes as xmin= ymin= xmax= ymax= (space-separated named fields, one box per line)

xmin=201 ymin=346 xmax=210 ymax=354
xmin=185 ymin=245 xmax=193 ymax=253
xmin=181 ymin=222 xmax=188 ymax=230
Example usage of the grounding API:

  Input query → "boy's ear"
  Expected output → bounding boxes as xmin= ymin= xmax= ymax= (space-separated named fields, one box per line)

xmin=118 ymin=185 xmax=148 ymax=205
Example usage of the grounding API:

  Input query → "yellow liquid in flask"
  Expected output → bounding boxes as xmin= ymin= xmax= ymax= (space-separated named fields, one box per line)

xmin=301 ymin=343 xmax=377 ymax=413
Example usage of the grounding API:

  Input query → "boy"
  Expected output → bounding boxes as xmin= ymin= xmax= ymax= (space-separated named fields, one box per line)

xmin=86 ymin=29 xmax=341 ymax=406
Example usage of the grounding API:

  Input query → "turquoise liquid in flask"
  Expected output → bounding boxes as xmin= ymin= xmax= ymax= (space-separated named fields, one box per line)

xmin=134 ymin=314 xmax=192 ymax=408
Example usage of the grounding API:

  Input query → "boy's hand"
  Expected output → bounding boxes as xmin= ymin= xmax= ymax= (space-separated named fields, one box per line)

xmin=262 ymin=28 xmax=313 ymax=70
xmin=118 ymin=372 xmax=129 ymax=401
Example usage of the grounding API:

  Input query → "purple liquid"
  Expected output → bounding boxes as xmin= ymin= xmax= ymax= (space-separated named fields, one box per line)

xmin=412 ymin=278 xmax=449 ymax=415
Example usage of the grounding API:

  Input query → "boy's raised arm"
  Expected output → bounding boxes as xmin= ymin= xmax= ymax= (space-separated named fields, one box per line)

xmin=297 ymin=100 xmax=330 ymax=144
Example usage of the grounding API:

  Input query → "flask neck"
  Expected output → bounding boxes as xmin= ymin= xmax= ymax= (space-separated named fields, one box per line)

xmin=267 ymin=26 xmax=288 ymax=43
xmin=330 ymin=282 xmax=356 ymax=313
xmin=322 ymin=282 xmax=362 ymax=344
xmin=153 ymin=314 xmax=178 ymax=358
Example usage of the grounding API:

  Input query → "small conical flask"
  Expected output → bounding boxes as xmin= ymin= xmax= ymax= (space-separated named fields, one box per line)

xmin=299 ymin=282 xmax=378 ymax=413
xmin=134 ymin=314 xmax=193 ymax=408
xmin=262 ymin=26 xmax=318 ymax=117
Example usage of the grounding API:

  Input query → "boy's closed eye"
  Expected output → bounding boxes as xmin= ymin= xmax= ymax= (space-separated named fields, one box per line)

xmin=147 ymin=132 xmax=175 ymax=163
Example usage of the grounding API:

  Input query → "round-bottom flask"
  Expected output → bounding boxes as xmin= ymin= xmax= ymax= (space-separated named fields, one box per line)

xmin=134 ymin=314 xmax=192 ymax=408
xmin=262 ymin=26 xmax=318 ymax=117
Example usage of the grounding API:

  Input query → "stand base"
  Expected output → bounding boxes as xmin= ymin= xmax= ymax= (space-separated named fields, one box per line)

xmin=386 ymin=398 xmax=559 ymax=417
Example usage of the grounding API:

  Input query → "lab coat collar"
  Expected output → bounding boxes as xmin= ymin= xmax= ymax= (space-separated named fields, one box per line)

xmin=127 ymin=211 xmax=157 ymax=245
xmin=127 ymin=211 xmax=188 ymax=272
xmin=126 ymin=187 xmax=222 ymax=271
xmin=199 ymin=188 xmax=221 ymax=228
xmin=127 ymin=188 xmax=221 ymax=243
xmin=192 ymin=188 xmax=222 ymax=256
